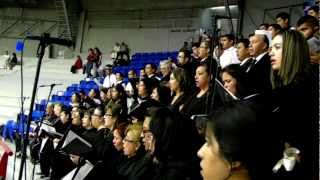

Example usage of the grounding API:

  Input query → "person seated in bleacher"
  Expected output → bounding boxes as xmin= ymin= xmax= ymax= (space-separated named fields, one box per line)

xmin=94 ymin=47 xmax=102 ymax=68
xmin=0 ymin=50 xmax=10 ymax=69
xmin=70 ymin=55 xmax=83 ymax=74
xmin=7 ymin=52 xmax=18 ymax=70
xmin=102 ymin=64 xmax=117 ymax=89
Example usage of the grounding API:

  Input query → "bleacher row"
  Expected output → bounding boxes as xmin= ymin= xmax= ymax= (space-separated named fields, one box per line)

xmin=113 ymin=51 xmax=179 ymax=76
xmin=1 ymin=51 xmax=178 ymax=141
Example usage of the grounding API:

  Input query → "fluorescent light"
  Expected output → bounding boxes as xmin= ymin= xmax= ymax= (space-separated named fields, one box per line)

xmin=210 ymin=5 xmax=238 ymax=10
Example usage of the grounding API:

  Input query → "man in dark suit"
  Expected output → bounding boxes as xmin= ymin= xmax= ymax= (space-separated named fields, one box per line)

xmin=236 ymin=38 xmax=254 ymax=72
xmin=247 ymin=31 xmax=272 ymax=93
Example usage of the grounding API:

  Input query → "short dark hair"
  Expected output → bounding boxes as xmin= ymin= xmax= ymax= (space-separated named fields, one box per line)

xmin=192 ymin=42 xmax=200 ymax=48
xmin=259 ymin=23 xmax=269 ymax=29
xmin=207 ymin=102 xmax=260 ymax=179
xmin=269 ymin=23 xmax=282 ymax=31
xmin=237 ymin=38 xmax=250 ymax=48
xmin=276 ymin=12 xmax=290 ymax=20
xmin=297 ymin=15 xmax=319 ymax=28
xmin=145 ymin=63 xmax=157 ymax=70
xmin=221 ymin=64 xmax=250 ymax=98
xmin=178 ymin=49 xmax=191 ymax=60
xmin=220 ymin=34 xmax=236 ymax=42
xmin=308 ymin=5 xmax=319 ymax=13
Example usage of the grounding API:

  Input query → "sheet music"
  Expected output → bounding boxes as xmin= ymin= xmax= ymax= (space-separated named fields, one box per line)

xmin=62 ymin=161 xmax=94 ymax=180
xmin=62 ymin=130 xmax=92 ymax=150
xmin=215 ymin=78 xmax=238 ymax=100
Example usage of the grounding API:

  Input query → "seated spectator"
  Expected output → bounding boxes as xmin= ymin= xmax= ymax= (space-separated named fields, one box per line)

xmin=1 ymin=51 xmax=10 ymax=69
xmin=70 ymin=55 xmax=83 ymax=74
xmin=102 ymin=64 xmax=116 ymax=88
xmin=197 ymin=102 xmax=263 ymax=180
xmin=7 ymin=52 xmax=18 ymax=70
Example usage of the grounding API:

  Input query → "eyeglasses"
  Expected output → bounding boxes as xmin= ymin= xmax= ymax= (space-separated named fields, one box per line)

xmin=92 ymin=114 xmax=100 ymax=117
xmin=104 ymin=114 xmax=112 ymax=118
xmin=123 ymin=138 xmax=139 ymax=144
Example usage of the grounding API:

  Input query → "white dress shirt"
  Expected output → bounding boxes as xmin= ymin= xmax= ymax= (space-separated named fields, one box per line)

xmin=103 ymin=74 xmax=116 ymax=88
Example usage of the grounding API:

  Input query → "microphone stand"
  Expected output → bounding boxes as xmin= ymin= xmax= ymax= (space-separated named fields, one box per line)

xmin=31 ymin=84 xmax=56 ymax=180
xmin=18 ymin=33 xmax=48 ymax=180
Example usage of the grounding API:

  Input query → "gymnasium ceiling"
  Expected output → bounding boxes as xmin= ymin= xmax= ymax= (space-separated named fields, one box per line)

xmin=0 ymin=0 xmax=238 ymax=11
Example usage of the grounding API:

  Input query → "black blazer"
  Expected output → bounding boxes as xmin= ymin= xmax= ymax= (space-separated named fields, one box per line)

xmin=247 ymin=53 xmax=272 ymax=93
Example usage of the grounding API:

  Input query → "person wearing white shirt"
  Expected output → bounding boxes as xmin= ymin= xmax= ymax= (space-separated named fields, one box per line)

xmin=102 ymin=65 xmax=116 ymax=88
xmin=219 ymin=34 xmax=240 ymax=68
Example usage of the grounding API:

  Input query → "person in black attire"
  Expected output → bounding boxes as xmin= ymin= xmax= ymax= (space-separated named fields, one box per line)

xmin=145 ymin=63 xmax=161 ymax=81
xmin=151 ymin=84 xmax=171 ymax=106
xmin=197 ymin=102 xmax=265 ymax=180
xmin=268 ymin=30 xmax=318 ymax=180
xmin=8 ymin=52 xmax=18 ymax=70
xmin=181 ymin=63 xmax=213 ymax=118
xmin=159 ymin=60 xmax=172 ymax=86
xmin=169 ymin=68 xmax=191 ymax=111
xmin=149 ymin=107 xmax=201 ymax=180
xmin=248 ymin=32 xmax=272 ymax=93
xmin=276 ymin=12 xmax=291 ymax=31
xmin=117 ymin=123 xmax=151 ymax=180
xmin=50 ymin=107 xmax=75 ymax=180
xmin=177 ymin=49 xmax=198 ymax=88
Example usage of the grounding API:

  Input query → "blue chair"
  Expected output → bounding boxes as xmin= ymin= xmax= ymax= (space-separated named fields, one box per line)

xmin=2 ymin=120 xmax=17 ymax=142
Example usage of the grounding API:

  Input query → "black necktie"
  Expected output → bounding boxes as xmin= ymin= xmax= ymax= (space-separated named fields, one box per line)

xmin=246 ymin=58 xmax=256 ymax=73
